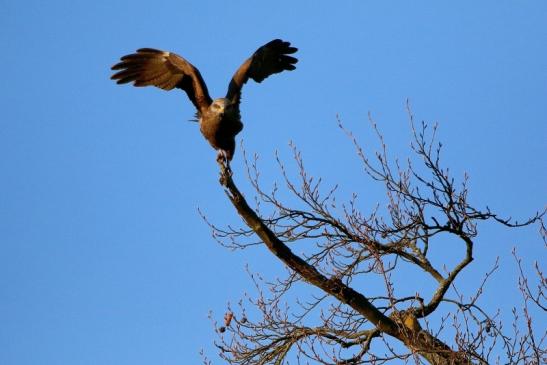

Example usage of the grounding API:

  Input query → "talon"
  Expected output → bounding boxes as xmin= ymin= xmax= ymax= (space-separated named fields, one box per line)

xmin=216 ymin=150 xmax=232 ymax=177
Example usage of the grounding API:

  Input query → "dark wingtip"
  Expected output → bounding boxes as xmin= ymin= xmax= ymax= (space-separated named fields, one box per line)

xmin=273 ymin=39 xmax=298 ymax=55
xmin=136 ymin=47 xmax=162 ymax=53
xmin=285 ymin=46 xmax=298 ymax=54
xmin=111 ymin=62 xmax=125 ymax=70
xmin=112 ymin=74 xmax=135 ymax=84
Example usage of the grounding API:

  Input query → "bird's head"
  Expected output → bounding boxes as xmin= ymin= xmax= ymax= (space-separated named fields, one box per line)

xmin=210 ymin=98 xmax=233 ymax=115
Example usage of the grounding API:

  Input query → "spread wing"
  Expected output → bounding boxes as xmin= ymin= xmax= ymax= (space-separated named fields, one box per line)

xmin=111 ymin=48 xmax=212 ymax=114
xmin=226 ymin=39 xmax=298 ymax=105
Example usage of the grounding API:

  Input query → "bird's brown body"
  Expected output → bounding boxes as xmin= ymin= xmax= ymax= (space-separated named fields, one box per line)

xmin=111 ymin=40 xmax=297 ymax=162
xmin=199 ymin=98 xmax=242 ymax=161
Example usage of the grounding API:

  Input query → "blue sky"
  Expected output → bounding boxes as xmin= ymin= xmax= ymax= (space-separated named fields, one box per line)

xmin=1 ymin=1 xmax=546 ymax=364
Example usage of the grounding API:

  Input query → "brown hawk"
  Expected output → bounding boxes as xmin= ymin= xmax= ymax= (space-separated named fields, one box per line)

xmin=111 ymin=39 xmax=298 ymax=163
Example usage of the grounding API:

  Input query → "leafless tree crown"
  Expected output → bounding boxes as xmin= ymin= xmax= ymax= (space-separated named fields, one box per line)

xmin=201 ymin=108 xmax=545 ymax=365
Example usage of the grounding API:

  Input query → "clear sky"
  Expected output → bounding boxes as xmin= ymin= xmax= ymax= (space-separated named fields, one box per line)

xmin=1 ymin=1 xmax=545 ymax=364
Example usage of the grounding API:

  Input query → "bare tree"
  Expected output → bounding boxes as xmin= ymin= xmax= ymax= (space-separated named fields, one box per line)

xmin=203 ymin=107 xmax=545 ymax=365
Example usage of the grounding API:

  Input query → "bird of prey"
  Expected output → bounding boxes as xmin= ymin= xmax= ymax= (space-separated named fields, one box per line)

xmin=111 ymin=39 xmax=298 ymax=163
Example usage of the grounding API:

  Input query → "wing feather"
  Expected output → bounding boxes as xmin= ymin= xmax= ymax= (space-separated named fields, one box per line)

xmin=111 ymin=48 xmax=212 ymax=113
xmin=226 ymin=39 xmax=298 ymax=104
